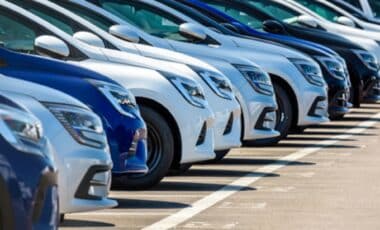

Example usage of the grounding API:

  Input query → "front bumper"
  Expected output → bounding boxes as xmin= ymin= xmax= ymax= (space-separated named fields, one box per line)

xmin=362 ymin=75 xmax=380 ymax=103
xmin=328 ymin=87 xmax=351 ymax=117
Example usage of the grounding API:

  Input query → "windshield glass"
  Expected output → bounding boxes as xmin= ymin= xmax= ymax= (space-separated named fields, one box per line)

xmin=51 ymin=1 xmax=115 ymax=31
xmin=368 ymin=0 xmax=380 ymax=18
xmin=293 ymin=0 xmax=344 ymax=22
xmin=245 ymin=0 xmax=300 ymax=22
xmin=202 ymin=0 xmax=263 ymax=29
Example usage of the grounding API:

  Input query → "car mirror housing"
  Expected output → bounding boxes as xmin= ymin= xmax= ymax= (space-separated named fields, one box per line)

xmin=336 ymin=16 xmax=356 ymax=27
xmin=297 ymin=15 xmax=319 ymax=28
xmin=263 ymin=20 xmax=286 ymax=34
xmin=34 ymin=35 xmax=70 ymax=59
xmin=109 ymin=25 xmax=140 ymax=43
xmin=179 ymin=23 xmax=207 ymax=41
xmin=73 ymin=31 xmax=105 ymax=48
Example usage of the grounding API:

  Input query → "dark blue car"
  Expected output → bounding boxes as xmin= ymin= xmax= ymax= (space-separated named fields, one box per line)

xmin=0 ymin=94 xmax=58 ymax=230
xmin=0 ymin=48 xmax=148 ymax=183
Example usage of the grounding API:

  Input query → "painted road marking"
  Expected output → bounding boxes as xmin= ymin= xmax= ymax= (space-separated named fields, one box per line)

xmin=143 ymin=113 xmax=380 ymax=230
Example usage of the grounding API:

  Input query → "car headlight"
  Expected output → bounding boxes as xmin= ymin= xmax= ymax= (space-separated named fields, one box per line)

xmin=315 ymin=56 xmax=346 ymax=81
xmin=352 ymin=49 xmax=379 ymax=71
xmin=160 ymin=71 xmax=208 ymax=108
xmin=233 ymin=64 xmax=274 ymax=96
xmin=289 ymin=58 xmax=325 ymax=87
xmin=190 ymin=66 xmax=234 ymax=100
xmin=46 ymin=104 xmax=108 ymax=149
xmin=0 ymin=104 xmax=44 ymax=156
xmin=87 ymin=79 xmax=137 ymax=118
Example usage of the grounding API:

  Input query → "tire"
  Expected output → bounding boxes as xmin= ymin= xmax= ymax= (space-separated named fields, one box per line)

xmin=60 ymin=214 xmax=65 ymax=224
xmin=351 ymin=86 xmax=361 ymax=108
xmin=169 ymin=163 xmax=192 ymax=175
xmin=113 ymin=106 xmax=175 ymax=190
xmin=246 ymin=82 xmax=293 ymax=146
xmin=330 ymin=114 xmax=345 ymax=121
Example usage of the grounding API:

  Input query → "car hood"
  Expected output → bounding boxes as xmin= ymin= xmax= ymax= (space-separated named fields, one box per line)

xmin=229 ymin=35 xmax=313 ymax=61
xmin=0 ymin=74 xmax=87 ymax=108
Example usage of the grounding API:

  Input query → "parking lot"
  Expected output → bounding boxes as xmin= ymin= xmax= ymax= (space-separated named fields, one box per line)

xmin=61 ymin=104 xmax=380 ymax=230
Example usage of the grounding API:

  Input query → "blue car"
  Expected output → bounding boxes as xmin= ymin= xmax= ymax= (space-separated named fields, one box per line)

xmin=0 ymin=48 xmax=148 ymax=181
xmin=0 ymin=93 xmax=58 ymax=229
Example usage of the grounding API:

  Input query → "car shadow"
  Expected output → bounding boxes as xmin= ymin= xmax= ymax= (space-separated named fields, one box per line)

xmin=337 ymin=117 xmax=380 ymax=122
xmin=301 ymin=131 xmax=375 ymax=136
xmin=152 ymin=181 xmax=256 ymax=192
xmin=307 ymin=124 xmax=377 ymax=130
xmin=350 ymin=111 xmax=378 ymax=115
xmin=214 ymin=158 xmax=315 ymax=166
xmin=181 ymin=169 xmax=279 ymax=178
xmin=269 ymin=143 xmax=359 ymax=149
xmin=60 ymin=219 xmax=115 ymax=228
xmin=113 ymin=198 xmax=190 ymax=209
xmin=286 ymin=136 xmax=355 ymax=142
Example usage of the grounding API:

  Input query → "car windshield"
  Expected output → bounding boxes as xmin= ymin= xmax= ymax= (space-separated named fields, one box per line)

xmin=292 ymin=0 xmax=344 ymax=22
xmin=50 ymin=0 xmax=115 ymax=32
xmin=244 ymin=0 xmax=301 ymax=22
xmin=368 ymin=0 xmax=380 ymax=18
xmin=201 ymin=0 xmax=264 ymax=29
xmin=91 ymin=0 xmax=192 ymax=42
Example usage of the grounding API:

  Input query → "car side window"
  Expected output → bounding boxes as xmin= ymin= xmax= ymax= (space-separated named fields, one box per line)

xmin=368 ymin=0 xmax=380 ymax=18
xmin=0 ymin=7 xmax=87 ymax=60
xmin=95 ymin=0 xmax=213 ymax=44
xmin=294 ymin=0 xmax=343 ymax=22
xmin=0 ymin=10 xmax=38 ymax=53
xmin=50 ymin=1 xmax=115 ymax=32
xmin=344 ymin=0 xmax=363 ymax=9
xmin=246 ymin=0 xmax=300 ymax=21
xmin=202 ymin=1 xmax=264 ymax=29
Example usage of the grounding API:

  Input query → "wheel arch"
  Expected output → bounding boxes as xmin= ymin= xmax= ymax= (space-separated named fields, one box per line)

xmin=269 ymin=74 xmax=299 ymax=129
xmin=135 ymin=97 xmax=183 ymax=169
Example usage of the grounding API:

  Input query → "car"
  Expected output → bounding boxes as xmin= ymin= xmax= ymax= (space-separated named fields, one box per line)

xmin=225 ymin=0 xmax=380 ymax=107
xmin=45 ymin=0 xmax=281 ymax=147
xmin=329 ymin=0 xmax=380 ymax=24
xmin=159 ymin=0 xmax=351 ymax=121
xmin=292 ymin=0 xmax=380 ymax=32
xmin=0 ymin=75 xmax=117 ymax=217
xmin=74 ymin=0 xmax=330 ymax=145
xmin=336 ymin=0 xmax=380 ymax=21
xmin=1 ymin=1 xmax=216 ymax=189
xmin=0 ymin=90 xmax=58 ymax=229
xmin=274 ymin=0 xmax=380 ymax=61
xmin=11 ymin=0 xmax=243 ymax=163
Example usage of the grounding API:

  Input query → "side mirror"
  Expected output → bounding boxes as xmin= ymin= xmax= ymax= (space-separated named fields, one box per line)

xmin=109 ymin=25 xmax=140 ymax=43
xmin=34 ymin=35 xmax=70 ymax=59
xmin=179 ymin=23 xmax=207 ymax=41
xmin=336 ymin=16 xmax=356 ymax=27
xmin=262 ymin=20 xmax=286 ymax=34
xmin=297 ymin=15 xmax=319 ymax=28
xmin=73 ymin=31 xmax=105 ymax=48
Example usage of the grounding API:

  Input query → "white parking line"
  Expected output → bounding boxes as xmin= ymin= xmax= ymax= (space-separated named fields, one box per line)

xmin=143 ymin=113 xmax=380 ymax=230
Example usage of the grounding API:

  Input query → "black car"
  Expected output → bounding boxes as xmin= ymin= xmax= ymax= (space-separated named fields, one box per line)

xmin=160 ymin=0 xmax=352 ymax=119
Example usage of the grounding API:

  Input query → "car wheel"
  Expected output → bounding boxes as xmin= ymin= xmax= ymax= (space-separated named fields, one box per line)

xmin=169 ymin=163 xmax=192 ymax=175
xmin=248 ymin=83 xmax=293 ymax=146
xmin=117 ymin=106 xmax=175 ymax=190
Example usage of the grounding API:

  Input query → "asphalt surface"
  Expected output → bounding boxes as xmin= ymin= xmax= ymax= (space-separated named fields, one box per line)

xmin=61 ymin=104 xmax=380 ymax=230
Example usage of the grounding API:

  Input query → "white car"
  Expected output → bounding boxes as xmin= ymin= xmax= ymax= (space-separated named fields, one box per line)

xmin=338 ymin=0 xmax=380 ymax=20
xmin=0 ymin=75 xmax=117 ymax=215
xmin=290 ymin=0 xmax=380 ymax=33
xmin=0 ymin=1 xmax=216 ymax=188
xmin=73 ymin=0 xmax=329 ymax=143
xmin=31 ymin=0 xmax=281 ymax=147
xmin=273 ymin=0 xmax=380 ymax=61
xmin=14 ymin=0 xmax=243 ymax=162
xmin=47 ymin=0 xmax=281 ymax=146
